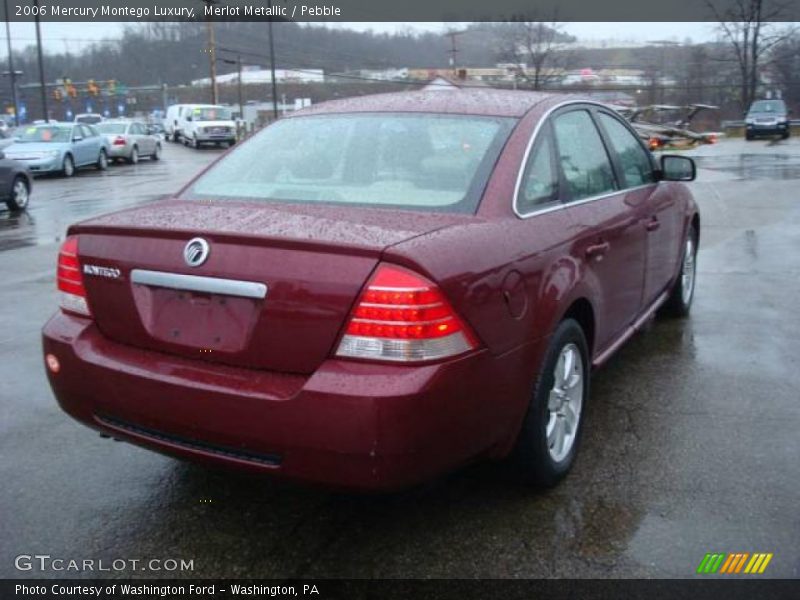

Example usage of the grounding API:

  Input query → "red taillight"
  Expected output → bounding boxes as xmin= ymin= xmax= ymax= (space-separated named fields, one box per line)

xmin=648 ymin=137 xmax=663 ymax=151
xmin=57 ymin=236 xmax=91 ymax=317
xmin=113 ymin=136 xmax=126 ymax=146
xmin=336 ymin=263 xmax=478 ymax=362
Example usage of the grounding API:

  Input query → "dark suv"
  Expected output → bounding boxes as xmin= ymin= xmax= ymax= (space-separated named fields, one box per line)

xmin=745 ymin=99 xmax=790 ymax=140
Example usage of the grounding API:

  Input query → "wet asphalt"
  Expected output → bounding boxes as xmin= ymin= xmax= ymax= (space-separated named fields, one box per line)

xmin=0 ymin=137 xmax=798 ymax=579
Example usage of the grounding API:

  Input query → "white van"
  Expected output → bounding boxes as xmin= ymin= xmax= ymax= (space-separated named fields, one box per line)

xmin=178 ymin=104 xmax=237 ymax=148
xmin=163 ymin=104 xmax=190 ymax=142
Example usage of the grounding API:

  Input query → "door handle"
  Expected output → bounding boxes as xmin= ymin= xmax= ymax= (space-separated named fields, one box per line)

xmin=585 ymin=241 xmax=610 ymax=259
xmin=645 ymin=217 xmax=661 ymax=232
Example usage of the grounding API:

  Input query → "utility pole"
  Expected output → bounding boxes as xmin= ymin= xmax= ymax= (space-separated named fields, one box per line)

xmin=3 ymin=0 xmax=20 ymax=125
xmin=267 ymin=0 xmax=278 ymax=120
xmin=207 ymin=20 xmax=218 ymax=104
xmin=445 ymin=30 xmax=465 ymax=76
xmin=33 ymin=0 xmax=48 ymax=121
xmin=201 ymin=0 xmax=219 ymax=104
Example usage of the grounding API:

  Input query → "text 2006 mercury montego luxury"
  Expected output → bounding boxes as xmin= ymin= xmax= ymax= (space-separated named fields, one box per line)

xmin=43 ymin=90 xmax=699 ymax=491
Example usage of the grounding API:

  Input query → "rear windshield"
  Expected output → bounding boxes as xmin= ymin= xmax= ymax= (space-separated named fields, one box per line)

xmin=76 ymin=115 xmax=103 ymax=124
xmin=182 ymin=113 xmax=516 ymax=213
xmin=97 ymin=123 xmax=127 ymax=134
xmin=749 ymin=100 xmax=786 ymax=114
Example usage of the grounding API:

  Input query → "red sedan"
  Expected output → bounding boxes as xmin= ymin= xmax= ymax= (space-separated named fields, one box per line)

xmin=43 ymin=90 xmax=699 ymax=491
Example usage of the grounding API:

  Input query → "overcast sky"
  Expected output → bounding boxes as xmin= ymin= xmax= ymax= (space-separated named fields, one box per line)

xmin=2 ymin=21 xmax=722 ymax=55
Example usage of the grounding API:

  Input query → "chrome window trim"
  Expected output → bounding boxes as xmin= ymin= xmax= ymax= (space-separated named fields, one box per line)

xmin=131 ymin=269 xmax=267 ymax=299
xmin=512 ymin=99 xmax=656 ymax=220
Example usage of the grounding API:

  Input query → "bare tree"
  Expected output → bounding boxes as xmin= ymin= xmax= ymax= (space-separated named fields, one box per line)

xmin=496 ymin=19 xmax=575 ymax=90
xmin=706 ymin=0 xmax=796 ymax=109
xmin=770 ymin=32 xmax=800 ymax=107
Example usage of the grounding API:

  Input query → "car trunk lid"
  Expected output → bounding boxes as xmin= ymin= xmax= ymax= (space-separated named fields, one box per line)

xmin=70 ymin=199 xmax=470 ymax=374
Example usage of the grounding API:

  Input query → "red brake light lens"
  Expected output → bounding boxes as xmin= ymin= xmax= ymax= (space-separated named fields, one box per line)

xmin=57 ymin=236 xmax=91 ymax=317
xmin=336 ymin=264 xmax=478 ymax=362
xmin=113 ymin=136 xmax=126 ymax=145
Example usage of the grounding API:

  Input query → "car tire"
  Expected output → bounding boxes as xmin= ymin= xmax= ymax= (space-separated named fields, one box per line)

xmin=511 ymin=318 xmax=590 ymax=487
xmin=662 ymin=224 xmax=698 ymax=318
xmin=62 ymin=154 xmax=75 ymax=178
xmin=5 ymin=176 xmax=30 ymax=211
xmin=782 ymin=131 xmax=790 ymax=140
xmin=745 ymin=132 xmax=753 ymax=141
xmin=96 ymin=150 xmax=108 ymax=171
xmin=192 ymin=135 xmax=199 ymax=149
xmin=128 ymin=146 xmax=139 ymax=165
xmin=151 ymin=144 xmax=161 ymax=161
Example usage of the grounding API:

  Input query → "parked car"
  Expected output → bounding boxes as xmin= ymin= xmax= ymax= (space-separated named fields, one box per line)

xmin=74 ymin=113 xmax=105 ymax=126
xmin=146 ymin=122 xmax=166 ymax=140
xmin=96 ymin=120 xmax=162 ymax=164
xmin=43 ymin=91 xmax=699 ymax=491
xmin=3 ymin=123 xmax=109 ymax=176
xmin=0 ymin=128 xmax=18 ymax=151
xmin=163 ymin=104 xmax=189 ymax=142
xmin=0 ymin=151 xmax=32 ymax=211
xmin=745 ymin=99 xmax=790 ymax=140
xmin=179 ymin=104 xmax=237 ymax=148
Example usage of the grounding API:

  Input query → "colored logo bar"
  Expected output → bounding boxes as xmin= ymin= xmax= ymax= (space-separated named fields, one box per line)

xmin=697 ymin=552 xmax=773 ymax=574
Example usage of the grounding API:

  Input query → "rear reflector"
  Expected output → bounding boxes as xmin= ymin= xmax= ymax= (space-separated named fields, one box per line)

xmin=57 ymin=236 xmax=91 ymax=317
xmin=336 ymin=263 xmax=478 ymax=363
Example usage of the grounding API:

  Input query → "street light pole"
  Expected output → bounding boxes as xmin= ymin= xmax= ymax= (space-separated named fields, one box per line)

xmin=236 ymin=54 xmax=243 ymax=119
xmin=267 ymin=0 xmax=278 ymax=120
xmin=3 ymin=0 xmax=20 ymax=125
xmin=33 ymin=0 xmax=48 ymax=121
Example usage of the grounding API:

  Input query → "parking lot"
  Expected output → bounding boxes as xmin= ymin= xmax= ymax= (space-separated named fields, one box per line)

xmin=0 ymin=137 xmax=798 ymax=578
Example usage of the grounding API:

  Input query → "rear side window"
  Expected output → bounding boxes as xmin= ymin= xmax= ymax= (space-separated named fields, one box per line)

xmin=553 ymin=110 xmax=617 ymax=201
xmin=182 ymin=113 xmax=516 ymax=214
xmin=597 ymin=113 xmax=656 ymax=187
xmin=517 ymin=126 xmax=559 ymax=213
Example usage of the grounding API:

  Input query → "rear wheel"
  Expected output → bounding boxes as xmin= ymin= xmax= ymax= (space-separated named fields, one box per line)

xmin=511 ymin=318 xmax=589 ymax=487
xmin=662 ymin=224 xmax=698 ymax=317
xmin=128 ymin=146 xmax=139 ymax=165
xmin=5 ymin=176 xmax=29 ymax=211
xmin=62 ymin=154 xmax=75 ymax=177
xmin=96 ymin=150 xmax=108 ymax=171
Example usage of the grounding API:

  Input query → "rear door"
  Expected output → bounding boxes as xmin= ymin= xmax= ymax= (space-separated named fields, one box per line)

xmin=551 ymin=107 xmax=648 ymax=352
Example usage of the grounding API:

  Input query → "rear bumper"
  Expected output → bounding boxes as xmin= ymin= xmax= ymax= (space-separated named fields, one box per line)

xmin=42 ymin=312 xmax=535 ymax=491
xmin=107 ymin=145 xmax=131 ymax=158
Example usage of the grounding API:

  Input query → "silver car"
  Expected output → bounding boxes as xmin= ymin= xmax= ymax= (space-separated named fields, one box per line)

xmin=96 ymin=121 xmax=162 ymax=164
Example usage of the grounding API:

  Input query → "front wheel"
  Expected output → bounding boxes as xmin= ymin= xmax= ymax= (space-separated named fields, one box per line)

xmin=5 ymin=176 xmax=29 ymax=211
xmin=511 ymin=318 xmax=589 ymax=487
xmin=662 ymin=224 xmax=698 ymax=317
xmin=96 ymin=150 xmax=108 ymax=171
xmin=62 ymin=154 xmax=75 ymax=178
xmin=151 ymin=143 xmax=161 ymax=160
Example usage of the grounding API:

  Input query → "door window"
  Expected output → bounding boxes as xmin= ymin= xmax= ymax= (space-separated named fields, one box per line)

xmin=552 ymin=110 xmax=617 ymax=201
xmin=597 ymin=113 xmax=656 ymax=187
xmin=517 ymin=126 xmax=559 ymax=213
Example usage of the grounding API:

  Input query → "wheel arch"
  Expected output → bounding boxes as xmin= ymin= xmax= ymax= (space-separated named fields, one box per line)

xmin=560 ymin=297 xmax=596 ymax=359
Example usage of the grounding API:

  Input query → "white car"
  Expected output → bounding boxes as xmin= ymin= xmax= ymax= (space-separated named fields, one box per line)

xmin=96 ymin=120 xmax=162 ymax=164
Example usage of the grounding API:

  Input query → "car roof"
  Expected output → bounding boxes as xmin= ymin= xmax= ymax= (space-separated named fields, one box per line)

xmin=293 ymin=89 xmax=565 ymax=119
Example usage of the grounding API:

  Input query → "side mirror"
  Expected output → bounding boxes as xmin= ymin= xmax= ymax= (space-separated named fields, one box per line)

xmin=660 ymin=155 xmax=696 ymax=182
